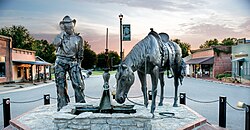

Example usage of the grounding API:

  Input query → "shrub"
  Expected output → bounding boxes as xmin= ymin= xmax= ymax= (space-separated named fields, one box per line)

xmin=216 ymin=73 xmax=231 ymax=80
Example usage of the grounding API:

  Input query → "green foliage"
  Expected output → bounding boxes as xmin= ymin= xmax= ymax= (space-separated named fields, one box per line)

xmin=199 ymin=39 xmax=219 ymax=49
xmin=31 ymin=40 xmax=56 ymax=63
xmin=81 ymin=41 xmax=97 ymax=69
xmin=172 ymin=39 xmax=191 ymax=58
xmin=221 ymin=38 xmax=237 ymax=46
xmin=213 ymin=47 xmax=231 ymax=57
xmin=199 ymin=38 xmax=237 ymax=49
xmin=0 ymin=25 xmax=56 ymax=63
xmin=96 ymin=51 xmax=120 ymax=69
xmin=0 ymin=25 xmax=34 ymax=49
xmin=215 ymin=73 xmax=231 ymax=80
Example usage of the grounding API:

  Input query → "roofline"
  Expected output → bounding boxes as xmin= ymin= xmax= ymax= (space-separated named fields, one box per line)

xmin=35 ymin=56 xmax=45 ymax=62
xmin=191 ymin=45 xmax=231 ymax=53
xmin=12 ymin=48 xmax=36 ymax=53
xmin=0 ymin=35 xmax=12 ymax=40
xmin=191 ymin=47 xmax=212 ymax=53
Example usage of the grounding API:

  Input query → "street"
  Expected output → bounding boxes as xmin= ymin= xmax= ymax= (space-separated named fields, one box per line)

xmin=0 ymin=73 xmax=250 ymax=130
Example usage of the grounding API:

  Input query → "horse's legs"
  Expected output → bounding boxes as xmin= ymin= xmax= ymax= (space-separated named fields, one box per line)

xmin=137 ymin=71 xmax=148 ymax=107
xmin=150 ymin=66 xmax=159 ymax=114
xmin=158 ymin=72 xmax=164 ymax=106
xmin=173 ymin=76 xmax=179 ymax=107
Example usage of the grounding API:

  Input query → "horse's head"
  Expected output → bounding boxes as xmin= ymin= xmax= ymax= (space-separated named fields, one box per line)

xmin=115 ymin=64 xmax=135 ymax=104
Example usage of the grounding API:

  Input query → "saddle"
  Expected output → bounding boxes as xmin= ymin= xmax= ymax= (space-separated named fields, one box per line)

xmin=148 ymin=29 xmax=176 ymax=71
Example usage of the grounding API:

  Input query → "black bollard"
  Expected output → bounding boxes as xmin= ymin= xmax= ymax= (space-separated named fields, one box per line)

xmin=3 ymin=98 xmax=11 ymax=127
xmin=179 ymin=93 xmax=186 ymax=105
xmin=148 ymin=90 xmax=152 ymax=100
xmin=44 ymin=94 xmax=50 ymax=105
xmin=219 ymin=96 xmax=226 ymax=128
xmin=246 ymin=105 xmax=250 ymax=130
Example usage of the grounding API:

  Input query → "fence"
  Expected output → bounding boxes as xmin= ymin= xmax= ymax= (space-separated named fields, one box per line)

xmin=126 ymin=92 xmax=249 ymax=130
xmin=1 ymin=93 xmax=249 ymax=130
xmin=179 ymin=92 xmax=249 ymax=129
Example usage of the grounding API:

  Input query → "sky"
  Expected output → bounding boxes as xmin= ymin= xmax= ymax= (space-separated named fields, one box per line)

xmin=0 ymin=0 xmax=249 ymax=55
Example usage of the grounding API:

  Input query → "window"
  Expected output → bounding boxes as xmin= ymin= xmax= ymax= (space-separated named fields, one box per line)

xmin=0 ymin=63 xmax=5 ymax=77
xmin=17 ymin=67 xmax=21 ymax=77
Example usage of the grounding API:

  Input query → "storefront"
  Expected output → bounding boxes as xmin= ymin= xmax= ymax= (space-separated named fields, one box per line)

xmin=0 ymin=35 xmax=52 ymax=83
xmin=232 ymin=43 xmax=250 ymax=80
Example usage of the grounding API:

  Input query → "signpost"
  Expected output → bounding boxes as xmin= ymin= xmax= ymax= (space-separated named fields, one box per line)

xmin=123 ymin=24 xmax=131 ymax=41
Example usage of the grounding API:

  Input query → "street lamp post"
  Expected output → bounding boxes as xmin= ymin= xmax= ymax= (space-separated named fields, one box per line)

xmin=119 ymin=13 xmax=123 ymax=63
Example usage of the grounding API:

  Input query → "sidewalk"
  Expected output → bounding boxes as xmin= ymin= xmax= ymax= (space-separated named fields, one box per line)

xmin=0 ymin=80 xmax=55 ymax=94
xmin=189 ymin=76 xmax=250 ymax=88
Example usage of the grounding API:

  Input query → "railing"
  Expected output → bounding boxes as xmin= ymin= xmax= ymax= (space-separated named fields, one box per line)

xmin=124 ymin=92 xmax=249 ymax=130
xmin=1 ymin=93 xmax=249 ymax=130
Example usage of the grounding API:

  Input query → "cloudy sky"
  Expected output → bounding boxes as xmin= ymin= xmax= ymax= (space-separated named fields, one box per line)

xmin=0 ymin=0 xmax=249 ymax=55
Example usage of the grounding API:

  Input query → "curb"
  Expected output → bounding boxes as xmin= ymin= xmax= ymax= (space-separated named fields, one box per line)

xmin=186 ymin=77 xmax=250 ymax=88
xmin=0 ymin=82 xmax=55 ymax=95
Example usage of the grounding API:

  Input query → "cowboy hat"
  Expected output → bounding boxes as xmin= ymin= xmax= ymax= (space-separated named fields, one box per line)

xmin=59 ymin=15 xmax=76 ymax=25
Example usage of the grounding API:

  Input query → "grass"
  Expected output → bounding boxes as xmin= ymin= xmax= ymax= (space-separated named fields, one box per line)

xmin=92 ymin=70 xmax=117 ymax=76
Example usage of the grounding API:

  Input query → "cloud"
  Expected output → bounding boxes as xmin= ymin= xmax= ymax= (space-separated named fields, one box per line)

xmin=175 ymin=22 xmax=250 ymax=49
xmin=239 ymin=18 xmax=250 ymax=33
xmin=87 ymin=0 xmax=207 ymax=11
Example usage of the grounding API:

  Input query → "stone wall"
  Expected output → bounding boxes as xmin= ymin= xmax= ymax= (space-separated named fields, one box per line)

xmin=9 ymin=99 xmax=207 ymax=130
xmin=53 ymin=103 xmax=152 ymax=130
xmin=54 ymin=112 xmax=152 ymax=130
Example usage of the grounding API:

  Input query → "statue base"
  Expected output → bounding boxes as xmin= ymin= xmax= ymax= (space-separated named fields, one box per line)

xmin=8 ymin=98 xmax=207 ymax=130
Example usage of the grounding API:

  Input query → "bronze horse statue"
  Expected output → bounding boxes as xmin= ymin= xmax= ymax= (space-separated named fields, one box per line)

xmin=115 ymin=29 xmax=186 ymax=114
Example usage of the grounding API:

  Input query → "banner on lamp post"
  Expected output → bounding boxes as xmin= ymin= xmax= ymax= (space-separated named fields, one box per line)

xmin=122 ymin=24 xmax=131 ymax=41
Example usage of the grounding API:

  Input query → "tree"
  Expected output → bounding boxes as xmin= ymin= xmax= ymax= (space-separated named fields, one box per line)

xmin=172 ymin=39 xmax=191 ymax=58
xmin=221 ymin=38 xmax=237 ymax=46
xmin=199 ymin=39 xmax=219 ymax=49
xmin=31 ymin=39 xmax=56 ymax=63
xmin=108 ymin=51 xmax=120 ymax=67
xmin=81 ymin=41 xmax=97 ymax=69
xmin=0 ymin=25 xmax=34 ymax=49
xmin=96 ymin=51 xmax=120 ymax=69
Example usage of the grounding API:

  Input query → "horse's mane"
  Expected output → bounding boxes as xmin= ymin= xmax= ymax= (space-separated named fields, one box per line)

xmin=123 ymin=34 xmax=155 ymax=71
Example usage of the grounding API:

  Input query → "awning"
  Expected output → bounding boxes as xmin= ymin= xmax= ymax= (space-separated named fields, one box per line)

xmin=231 ymin=58 xmax=245 ymax=62
xmin=186 ymin=57 xmax=214 ymax=64
xmin=13 ymin=60 xmax=52 ymax=66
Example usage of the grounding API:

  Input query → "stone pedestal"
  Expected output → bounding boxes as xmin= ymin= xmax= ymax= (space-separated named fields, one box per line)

xmin=8 ymin=98 xmax=207 ymax=130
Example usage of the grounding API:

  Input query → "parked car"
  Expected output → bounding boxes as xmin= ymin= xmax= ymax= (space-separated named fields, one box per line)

xmin=81 ymin=69 xmax=92 ymax=78
xmin=66 ymin=69 xmax=92 ymax=80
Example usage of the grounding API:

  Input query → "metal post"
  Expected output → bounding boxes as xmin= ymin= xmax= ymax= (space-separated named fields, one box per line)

xmin=246 ymin=105 xmax=250 ymax=130
xmin=219 ymin=96 xmax=226 ymax=128
xmin=43 ymin=65 xmax=46 ymax=81
xmin=180 ymin=93 xmax=186 ymax=105
xmin=119 ymin=13 xmax=123 ymax=63
xmin=148 ymin=90 xmax=152 ymax=100
xmin=3 ymin=98 xmax=11 ymax=127
xmin=49 ymin=66 xmax=52 ymax=80
xmin=44 ymin=94 xmax=50 ymax=105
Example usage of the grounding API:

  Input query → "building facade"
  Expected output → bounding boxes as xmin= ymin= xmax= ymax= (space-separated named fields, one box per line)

xmin=0 ymin=35 xmax=51 ymax=83
xmin=186 ymin=46 xmax=232 ymax=78
xmin=0 ymin=35 xmax=13 ymax=83
xmin=232 ymin=40 xmax=250 ymax=80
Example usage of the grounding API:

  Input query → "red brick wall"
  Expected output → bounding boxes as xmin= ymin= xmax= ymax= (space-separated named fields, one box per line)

xmin=0 ymin=36 xmax=12 ymax=82
xmin=212 ymin=46 xmax=232 ymax=77
xmin=12 ymin=48 xmax=35 ymax=61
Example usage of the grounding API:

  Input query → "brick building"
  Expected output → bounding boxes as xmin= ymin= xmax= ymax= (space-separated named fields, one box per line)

xmin=186 ymin=46 xmax=232 ymax=78
xmin=0 ymin=35 xmax=52 ymax=83
xmin=0 ymin=35 xmax=13 ymax=83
